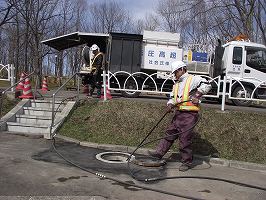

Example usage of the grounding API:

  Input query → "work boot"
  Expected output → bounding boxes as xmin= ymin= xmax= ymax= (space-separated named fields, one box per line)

xmin=179 ymin=163 xmax=192 ymax=172
xmin=148 ymin=150 xmax=163 ymax=160
xmin=96 ymin=89 xmax=101 ymax=98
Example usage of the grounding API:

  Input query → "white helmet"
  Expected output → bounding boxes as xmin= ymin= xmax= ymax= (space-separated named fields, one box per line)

xmin=171 ymin=61 xmax=187 ymax=73
xmin=91 ymin=44 xmax=99 ymax=51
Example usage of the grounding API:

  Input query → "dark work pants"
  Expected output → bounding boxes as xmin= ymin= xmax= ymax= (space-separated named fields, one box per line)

xmin=90 ymin=70 xmax=103 ymax=96
xmin=155 ymin=111 xmax=199 ymax=163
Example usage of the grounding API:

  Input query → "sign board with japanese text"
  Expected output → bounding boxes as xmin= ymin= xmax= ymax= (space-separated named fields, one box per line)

xmin=142 ymin=45 xmax=183 ymax=72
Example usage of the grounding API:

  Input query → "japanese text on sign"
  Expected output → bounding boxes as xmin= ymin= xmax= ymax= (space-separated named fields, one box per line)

xmin=143 ymin=45 xmax=183 ymax=71
xmin=147 ymin=50 xmax=177 ymax=66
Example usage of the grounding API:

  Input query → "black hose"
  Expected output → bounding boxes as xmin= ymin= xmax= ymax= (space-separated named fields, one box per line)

xmin=146 ymin=176 xmax=266 ymax=191
xmin=51 ymin=99 xmax=266 ymax=200
xmin=52 ymin=138 xmax=204 ymax=200
xmin=52 ymin=136 xmax=266 ymax=200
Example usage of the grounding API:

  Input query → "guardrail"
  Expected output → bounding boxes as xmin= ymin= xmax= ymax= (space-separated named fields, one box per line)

xmin=108 ymin=71 xmax=175 ymax=95
xmin=104 ymin=71 xmax=266 ymax=111
xmin=0 ymin=64 xmax=15 ymax=90
xmin=107 ymin=70 xmax=220 ymax=96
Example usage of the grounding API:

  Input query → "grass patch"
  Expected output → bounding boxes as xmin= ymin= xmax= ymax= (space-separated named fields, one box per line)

xmin=58 ymin=99 xmax=266 ymax=164
xmin=0 ymin=97 xmax=20 ymax=116
xmin=0 ymin=80 xmax=11 ymax=88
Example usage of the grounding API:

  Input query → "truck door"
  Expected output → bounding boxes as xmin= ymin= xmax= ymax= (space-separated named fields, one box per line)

xmin=244 ymin=46 xmax=266 ymax=82
xmin=228 ymin=46 xmax=244 ymax=78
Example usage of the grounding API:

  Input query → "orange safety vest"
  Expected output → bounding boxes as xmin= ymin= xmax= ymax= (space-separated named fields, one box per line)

xmin=91 ymin=52 xmax=104 ymax=70
xmin=173 ymin=75 xmax=200 ymax=111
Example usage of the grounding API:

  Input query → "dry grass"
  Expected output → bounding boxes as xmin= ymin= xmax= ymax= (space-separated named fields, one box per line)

xmin=58 ymin=99 xmax=266 ymax=164
xmin=0 ymin=97 xmax=20 ymax=116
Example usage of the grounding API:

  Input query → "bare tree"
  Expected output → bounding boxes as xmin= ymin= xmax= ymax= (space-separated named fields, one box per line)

xmin=156 ymin=0 xmax=213 ymax=50
xmin=1 ymin=0 xmax=60 ymax=87
xmin=156 ymin=0 xmax=266 ymax=49
xmin=65 ymin=0 xmax=87 ymax=76
xmin=156 ymin=0 xmax=190 ymax=33
xmin=133 ymin=13 xmax=160 ymax=34
xmin=55 ymin=0 xmax=74 ymax=79
xmin=252 ymin=0 xmax=266 ymax=44
xmin=88 ymin=0 xmax=132 ymax=33
xmin=181 ymin=0 xmax=210 ymax=51
xmin=0 ymin=0 xmax=14 ymax=27
xmin=208 ymin=0 xmax=265 ymax=44
xmin=39 ymin=0 xmax=89 ymax=81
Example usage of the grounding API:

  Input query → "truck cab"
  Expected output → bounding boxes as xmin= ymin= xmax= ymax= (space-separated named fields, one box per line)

xmin=222 ymin=41 xmax=266 ymax=82
xmin=213 ymin=40 xmax=266 ymax=106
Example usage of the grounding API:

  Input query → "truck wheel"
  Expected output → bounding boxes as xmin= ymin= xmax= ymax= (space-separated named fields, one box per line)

xmin=232 ymin=86 xmax=253 ymax=107
xmin=121 ymin=79 xmax=141 ymax=98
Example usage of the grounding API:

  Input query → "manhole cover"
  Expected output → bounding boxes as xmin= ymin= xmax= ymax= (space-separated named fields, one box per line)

xmin=96 ymin=152 xmax=135 ymax=164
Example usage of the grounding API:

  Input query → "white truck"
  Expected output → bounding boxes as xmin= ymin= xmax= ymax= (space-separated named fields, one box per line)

xmin=42 ymin=30 xmax=185 ymax=96
xmin=211 ymin=39 xmax=266 ymax=106
xmin=42 ymin=30 xmax=266 ymax=106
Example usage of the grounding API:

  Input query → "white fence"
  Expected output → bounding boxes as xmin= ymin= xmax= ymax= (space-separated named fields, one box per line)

xmin=101 ymin=70 xmax=266 ymax=111
xmin=107 ymin=71 xmax=174 ymax=95
xmin=0 ymin=64 xmax=15 ymax=91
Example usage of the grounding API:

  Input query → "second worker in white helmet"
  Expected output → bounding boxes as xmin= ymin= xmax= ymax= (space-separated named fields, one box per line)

xmin=88 ymin=44 xmax=104 ymax=98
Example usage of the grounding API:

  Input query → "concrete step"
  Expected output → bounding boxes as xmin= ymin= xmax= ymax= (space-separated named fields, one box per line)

xmin=15 ymin=115 xmax=52 ymax=125
xmin=23 ymin=107 xmax=62 ymax=116
xmin=6 ymin=122 xmax=48 ymax=134
xmin=2 ymin=99 xmax=77 ymax=139
xmin=30 ymin=100 xmax=65 ymax=109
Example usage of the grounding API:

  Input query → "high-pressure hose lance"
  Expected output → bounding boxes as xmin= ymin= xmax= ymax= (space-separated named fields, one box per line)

xmin=126 ymin=99 xmax=201 ymax=174
xmin=127 ymin=99 xmax=193 ymax=161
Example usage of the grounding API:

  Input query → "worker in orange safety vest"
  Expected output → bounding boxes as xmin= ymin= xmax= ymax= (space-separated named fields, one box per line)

xmin=87 ymin=44 xmax=104 ymax=98
xmin=149 ymin=61 xmax=212 ymax=172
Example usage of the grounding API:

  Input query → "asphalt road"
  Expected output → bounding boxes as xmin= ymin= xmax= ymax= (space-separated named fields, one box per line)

xmin=1 ymin=89 xmax=266 ymax=199
xmin=0 ymin=132 xmax=266 ymax=200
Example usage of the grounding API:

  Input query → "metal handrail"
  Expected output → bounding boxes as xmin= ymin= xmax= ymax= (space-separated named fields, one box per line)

xmin=50 ymin=95 xmax=78 ymax=134
xmin=0 ymin=71 xmax=36 ymax=118
xmin=50 ymin=72 xmax=80 ymax=138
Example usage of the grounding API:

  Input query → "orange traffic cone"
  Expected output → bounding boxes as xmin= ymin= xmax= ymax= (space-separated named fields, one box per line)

xmin=41 ymin=76 xmax=49 ymax=93
xmin=16 ymin=72 xmax=26 ymax=90
xmin=101 ymin=81 xmax=112 ymax=100
xmin=83 ymin=84 xmax=89 ymax=94
xmin=19 ymin=77 xmax=33 ymax=99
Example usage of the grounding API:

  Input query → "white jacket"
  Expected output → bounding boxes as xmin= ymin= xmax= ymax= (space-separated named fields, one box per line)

xmin=167 ymin=73 xmax=212 ymax=105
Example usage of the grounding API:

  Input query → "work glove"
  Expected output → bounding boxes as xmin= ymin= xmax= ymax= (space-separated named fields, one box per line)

xmin=166 ymin=104 xmax=174 ymax=113
xmin=191 ymin=97 xmax=200 ymax=105
xmin=191 ymin=91 xmax=202 ymax=105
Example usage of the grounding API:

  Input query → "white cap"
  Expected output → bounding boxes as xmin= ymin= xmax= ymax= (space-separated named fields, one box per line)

xmin=91 ymin=44 xmax=99 ymax=51
xmin=171 ymin=61 xmax=186 ymax=73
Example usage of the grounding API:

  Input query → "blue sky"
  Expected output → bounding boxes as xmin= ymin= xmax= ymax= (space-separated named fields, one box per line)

xmin=87 ymin=0 xmax=158 ymax=19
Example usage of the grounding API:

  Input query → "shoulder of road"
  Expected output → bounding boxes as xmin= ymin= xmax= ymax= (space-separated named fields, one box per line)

xmin=56 ymin=134 xmax=266 ymax=173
